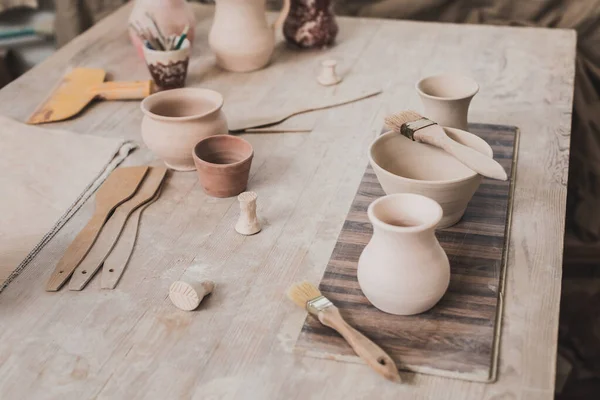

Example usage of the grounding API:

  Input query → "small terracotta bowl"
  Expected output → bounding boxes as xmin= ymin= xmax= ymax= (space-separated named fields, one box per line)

xmin=192 ymin=135 xmax=254 ymax=198
xmin=369 ymin=127 xmax=493 ymax=228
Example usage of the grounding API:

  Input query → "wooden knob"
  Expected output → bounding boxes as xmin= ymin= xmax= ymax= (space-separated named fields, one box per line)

xmin=317 ymin=60 xmax=342 ymax=86
xmin=169 ymin=279 xmax=215 ymax=311
xmin=235 ymin=191 xmax=261 ymax=235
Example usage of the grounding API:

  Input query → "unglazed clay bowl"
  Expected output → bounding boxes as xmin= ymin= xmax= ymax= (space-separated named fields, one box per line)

xmin=193 ymin=135 xmax=254 ymax=198
xmin=141 ymin=88 xmax=228 ymax=171
xmin=369 ymin=127 xmax=493 ymax=228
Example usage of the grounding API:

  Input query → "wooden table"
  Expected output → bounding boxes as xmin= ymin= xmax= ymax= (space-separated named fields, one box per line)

xmin=0 ymin=4 xmax=575 ymax=399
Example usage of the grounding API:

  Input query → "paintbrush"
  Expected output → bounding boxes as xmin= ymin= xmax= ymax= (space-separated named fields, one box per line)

xmin=145 ymin=12 xmax=168 ymax=50
xmin=287 ymin=281 xmax=401 ymax=382
xmin=174 ymin=25 xmax=189 ymax=50
xmin=385 ymin=110 xmax=507 ymax=181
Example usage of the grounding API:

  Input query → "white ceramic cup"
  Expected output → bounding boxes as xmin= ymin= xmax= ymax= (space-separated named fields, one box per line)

xmin=416 ymin=74 xmax=479 ymax=131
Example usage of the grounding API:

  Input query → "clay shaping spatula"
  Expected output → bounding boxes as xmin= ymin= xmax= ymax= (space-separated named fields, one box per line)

xmin=68 ymin=167 xmax=167 ymax=291
xmin=27 ymin=68 xmax=154 ymax=125
xmin=45 ymin=166 xmax=149 ymax=291
xmin=100 ymin=186 xmax=162 ymax=290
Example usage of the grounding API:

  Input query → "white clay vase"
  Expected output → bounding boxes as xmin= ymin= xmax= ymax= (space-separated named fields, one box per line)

xmin=357 ymin=193 xmax=450 ymax=315
xmin=416 ymin=74 xmax=479 ymax=131
xmin=209 ymin=0 xmax=276 ymax=72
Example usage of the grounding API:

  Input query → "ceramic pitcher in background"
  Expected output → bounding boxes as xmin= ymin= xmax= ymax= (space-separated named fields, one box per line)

xmin=209 ymin=0 xmax=283 ymax=72
xmin=283 ymin=0 xmax=338 ymax=48
xmin=129 ymin=0 xmax=196 ymax=59
xmin=357 ymin=193 xmax=450 ymax=316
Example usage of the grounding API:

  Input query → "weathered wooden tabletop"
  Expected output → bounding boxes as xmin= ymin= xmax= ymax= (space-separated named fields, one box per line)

xmin=0 ymin=4 xmax=575 ymax=399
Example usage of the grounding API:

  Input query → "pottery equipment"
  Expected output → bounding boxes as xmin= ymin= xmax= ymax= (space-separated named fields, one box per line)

xmin=295 ymin=123 xmax=519 ymax=382
xmin=416 ymin=74 xmax=479 ymax=131
xmin=141 ymin=88 xmax=228 ymax=171
xmin=287 ymin=281 xmax=400 ymax=382
xmin=283 ymin=0 xmax=338 ymax=48
xmin=235 ymin=191 xmax=261 ymax=235
xmin=209 ymin=0 xmax=288 ymax=72
xmin=369 ymin=127 xmax=492 ymax=228
xmin=169 ymin=279 xmax=215 ymax=311
xmin=100 ymin=187 xmax=162 ymax=290
xmin=128 ymin=0 xmax=196 ymax=59
xmin=143 ymin=39 xmax=191 ymax=90
xmin=228 ymin=89 xmax=382 ymax=132
xmin=317 ymin=60 xmax=342 ymax=86
xmin=68 ymin=167 xmax=167 ymax=291
xmin=45 ymin=166 xmax=149 ymax=291
xmin=385 ymin=110 xmax=507 ymax=181
xmin=28 ymin=68 xmax=154 ymax=125
xmin=357 ymin=194 xmax=450 ymax=315
xmin=192 ymin=135 xmax=254 ymax=198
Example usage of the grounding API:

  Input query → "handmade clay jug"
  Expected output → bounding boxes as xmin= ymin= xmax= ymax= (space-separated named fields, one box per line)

xmin=357 ymin=193 xmax=450 ymax=315
xmin=283 ymin=0 xmax=338 ymax=48
xmin=209 ymin=0 xmax=280 ymax=72
xmin=129 ymin=0 xmax=196 ymax=60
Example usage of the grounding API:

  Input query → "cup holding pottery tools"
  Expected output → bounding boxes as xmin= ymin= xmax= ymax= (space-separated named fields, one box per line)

xmin=192 ymin=135 xmax=254 ymax=198
xmin=141 ymin=88 xmax=228 ymax=171
xmin=416 ymin=74 xmax=479 ymax=131
xmin=143 ymin=38 xmax=191 ymax=90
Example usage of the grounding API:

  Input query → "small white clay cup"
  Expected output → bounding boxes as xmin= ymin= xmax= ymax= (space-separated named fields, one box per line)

xmin=416 ymin=74 xmax=479 ymax=130
xmin=141 ymin=88 xmax=228 ymax=171
xmin=357 ymin=193 xmax=450 ymax=315
xmin=143 ymin=39 xmax=191 ymax=90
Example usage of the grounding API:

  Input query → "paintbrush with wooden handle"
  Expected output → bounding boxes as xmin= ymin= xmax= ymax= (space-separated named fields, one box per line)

xmin=287 ymin=281 xmax=401 ymax=382
xmin=385 ymin=110 xmax=507 ymax=181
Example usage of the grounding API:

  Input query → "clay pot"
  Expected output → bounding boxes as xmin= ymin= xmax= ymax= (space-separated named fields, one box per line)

xmin=283 ymin=0 xmax=338 ymax=48
xmin=192 ymin=135 xmax=254 ymax=198
xmin=416 ymin=74 xmax=479 ymax=131
xmin=140 ymin=88 xmax=228 ymax=171
xmin=209 ymin=0 xmax=275 ymax=72
xmin=128 ymin=0 xmax=196 ymax=60
xmin=143 ymin=39 xmax=190 ymax=90
xmin=357 ymin=193 xmax=450 ymax=315
xmin=369 ymin=127 xmax=492 ymax=228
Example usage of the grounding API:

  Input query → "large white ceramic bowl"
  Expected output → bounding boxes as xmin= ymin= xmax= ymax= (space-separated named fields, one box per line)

xmin=368 ymin=127 xmax=493 ymax=228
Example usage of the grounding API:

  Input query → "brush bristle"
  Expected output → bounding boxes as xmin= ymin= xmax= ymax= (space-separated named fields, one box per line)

xmin=384 ymin=110 xmax=424 ymax=132
xmin=286 ymin=281 xmax=322 ymax=309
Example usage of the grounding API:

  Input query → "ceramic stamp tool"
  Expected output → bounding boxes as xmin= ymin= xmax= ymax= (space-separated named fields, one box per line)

xmin=385 ymin=111 xmax=507 ymax=181
xmin=235 ymin=191 xmax=261 ymax=235
xmin=45 ymin=166 xmax=149 ymax=291
xmin=27 ymin=68 xmax=154 ymax=125
xmin=68 ymin=167 xmax=167 ymax=291
xmin=169 ymin=279 xmax=215 ymax=311
xmin=317 ymin=60 xmax=342 ymax=86
xmin=287 ymin=281 xmax=401 ymax=382
xmin=100 ymin=186 xmax=163 ymax=289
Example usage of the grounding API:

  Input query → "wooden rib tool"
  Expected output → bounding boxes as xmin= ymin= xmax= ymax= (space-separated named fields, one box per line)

xmin=68 ymin=167 xmax=167 ymax=290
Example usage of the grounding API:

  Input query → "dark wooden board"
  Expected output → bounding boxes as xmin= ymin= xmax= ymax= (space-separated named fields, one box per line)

xmin=295 ymin=124 xmax=519 ymax=382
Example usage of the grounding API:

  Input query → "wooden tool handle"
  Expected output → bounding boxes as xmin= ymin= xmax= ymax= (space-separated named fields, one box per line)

xmin=91 ymin=81 xmax=154 ymax=100
xmin=45 ymin=211 xmax=108 ymax=291
xmin=439 ymin=137 xmax=507 ymax=181
xmin=318 ymin=306 xmax=401 ymax=382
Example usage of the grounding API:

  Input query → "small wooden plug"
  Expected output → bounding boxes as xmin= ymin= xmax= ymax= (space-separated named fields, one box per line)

xmin=235 ymin=191 xmax=261 ymax=235
xmin=169 ymin=279 xmax=215 ymax=311
xmin=317 ymin=60 xmax=342 ymax=86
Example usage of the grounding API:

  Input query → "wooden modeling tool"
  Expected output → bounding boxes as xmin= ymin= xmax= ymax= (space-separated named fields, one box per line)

xmin=100 ymin=186 xmax=162 ymax=289
xmin=27 ymin=68 xmax=154 ymax=124
xmin=45 ymin=166 xmax=149 ymax=291
xmin=228 ymin=89 xmax=382 ymax=132
xmin=385 ymin=111 xmax=507 ymax=181
xmin=235 ymin=191 xmax=261 ymax=235
xmin=169 ymin=279 xmax=215 ymax=311
xmin=287 ymin=281 xmax=401 ymax=382
xmin=68 ymin=167 xmax=167 ymax=291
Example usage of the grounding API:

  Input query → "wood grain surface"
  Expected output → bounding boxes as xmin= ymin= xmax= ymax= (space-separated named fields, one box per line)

xmin=0 ymin=3 xmax=575 ymax=399
xmin=296 ymin=124 xmax=518 ymax=382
